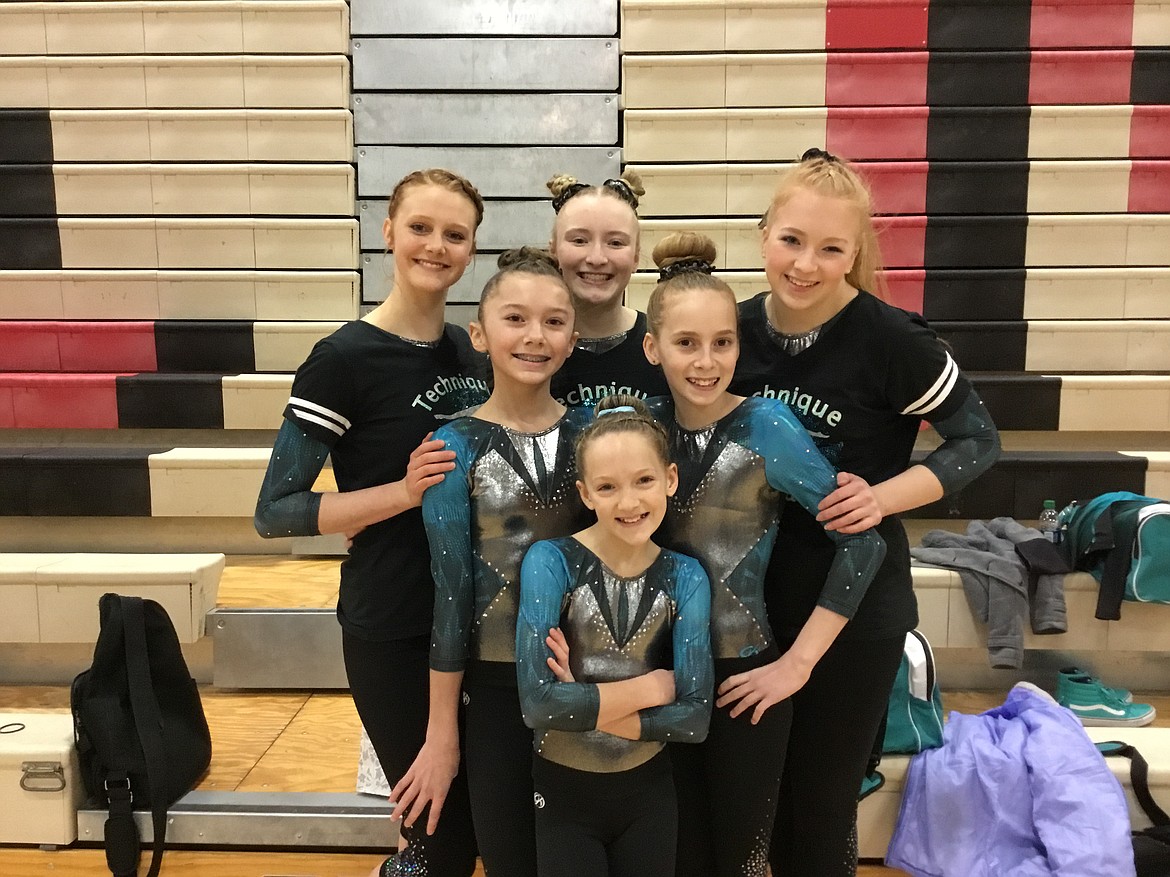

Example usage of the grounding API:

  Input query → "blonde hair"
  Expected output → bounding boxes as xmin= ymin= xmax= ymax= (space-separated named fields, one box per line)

xmin=761 ymin=151 xmax=886 ymax=299
xmin=646 ymin=232 xmax=738 ymax=336
xmin=575 ymin=394 xmax=670 ymax=478
xmin=387 ymin=168 xmax=485 ymax=230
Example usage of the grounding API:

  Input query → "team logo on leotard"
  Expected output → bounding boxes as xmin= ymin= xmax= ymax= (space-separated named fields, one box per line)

xmin=533 ymin=792 xmax=546 ymax=809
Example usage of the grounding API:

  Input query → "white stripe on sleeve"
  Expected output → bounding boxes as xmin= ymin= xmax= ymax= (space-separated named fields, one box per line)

xmin=901 ymin=352 xmax=959 ymax=417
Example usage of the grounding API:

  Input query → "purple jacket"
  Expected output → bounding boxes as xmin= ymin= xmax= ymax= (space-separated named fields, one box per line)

xmin=886 ymin=683 xmax=1135 ymax=877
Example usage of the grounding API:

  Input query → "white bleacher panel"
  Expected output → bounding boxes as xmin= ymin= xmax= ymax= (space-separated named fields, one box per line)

xmin=623 ymin=54 xmax=828 ymax=109
xmin=0 ymin=555 xmax=51 ymax=644
xmin=1027 ymin=160 xmax=1132 ymax=213
xmin=50 ymin=164 xmax=355 ymax=216
xmin=1059 ymin=377 xmax=1170 ymax=432
xmin=359 ymin=200 xmax=549 ymax=253
xmin=0 ymin=271 xmax=357 ymax=320
xmin=622 ymin=0 xmax=826 ymax=52
xmin=252 ymin=321 xmax=343 ymax=372
xmin=44 ymin=5 xmax=145 ymax=54
xmin=1135 ymin=1 xmax=1170 ymax=43
xmin=624 ymin=109 xmax=829 ymax=163
xmin=49 ymin=110 xmax=353 ymax=162
xmin=222 ymin=374 xmax=293 ymax=430
xmin=353 ymin=93 xmax=618 ymax=146
xmin=631 ymin=163 xmax=802 ymax=216
xmin=1024 ymin=320 xmax=1170 ymax=372
xmin=55 ymin=219 xmax=357 ymax=270
xmin=350 ymin=0 xmax=617 ymax=35
xmin=1028 ymin=105 xmax=1135 ymax=158
xmin=904 ymin=565 xmax=953 ymax=649
xmin=0 ymin=8 xmax=48 ymax=55
xmin=148 ymin=449 xmax=270 ymax=517
xmin=0 ymin=56 xmax=349 ymax=109
xmin=1026 ymin=215 xmax=1170 ymax=266
xmin=638 ymin=218 xmax=764 ymax=270
xmin=352 ymin=38 xmax=618 ymax=91
xmin=356 ymin=147 xmax=621 ymax=200
xmin=362 ymin=254 xmax=499 ymax=306
xmin=1023 ymin=268 xmax=1170 ymax=319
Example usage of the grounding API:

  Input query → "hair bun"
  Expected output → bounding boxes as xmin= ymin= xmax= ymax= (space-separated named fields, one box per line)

xmin=651 ymin=231 xmax=718 ymax=272
xmin=496 ymin=246 xmax=558 ymax=271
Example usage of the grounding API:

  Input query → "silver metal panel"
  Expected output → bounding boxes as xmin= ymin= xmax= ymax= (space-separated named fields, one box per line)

xmin=356 ymin=146 xmax=620 ymax=199
xmin=209 ymin=608 xmax=346 ymax=689
xmin=362 ymin=253 xmax=501 ymax=305
xmin=78 ymin=791 xmax=396 ymax=847
xmin=352 ymin=38 xmax=618 ymax=91
xmin=359 ymin=199 xmax=550 ymax=253
xmin=353 ymin=93 xmax=618 ymax=146
xmin=351 ymin=0 xmax=617 ymax=36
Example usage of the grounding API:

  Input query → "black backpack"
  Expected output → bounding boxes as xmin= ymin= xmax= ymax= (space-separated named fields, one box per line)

xmin=1097 ymin=741 xmax=1170 ymax=876
xmin=71 ymin=593 xmax=212 ymax=877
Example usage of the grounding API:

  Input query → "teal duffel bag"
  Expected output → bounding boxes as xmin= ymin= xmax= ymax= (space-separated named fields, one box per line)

xmin=1059 ymin=491 xmax=1170 ymax=620
xmin=883 ymin=629 xmax=944 ymax=755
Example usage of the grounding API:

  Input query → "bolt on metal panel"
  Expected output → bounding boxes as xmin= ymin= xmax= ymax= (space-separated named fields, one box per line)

xmin=353 ymin=93 xmax=619 ymax=146
xmin=355 ymin=146 xmax=621 ymax=198
xmin=352 ymin=38 xmax=618 ymax=91
xmin=359 ymin=198 xmax=551 ymax=252
xmin=351 ymin=0 xmax=617 ymax=36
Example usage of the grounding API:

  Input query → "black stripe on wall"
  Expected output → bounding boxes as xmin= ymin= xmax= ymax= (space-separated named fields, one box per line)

xmin=1132 ymin=49 xmax=1170 ymax=104
xmin=19 ymin=447 xmax=165 ymax=516
xmin=912 ymin=451 xmax=1147 ymax=519
xmin=924 ymin=215 xmax=1028 ymax=268
xmin=926 ymin=108 xmax=1031 ymax=160
xmin=934 ymin=321 xmax=1028 ymax=371
xmin=922 ymin=269 xmax=1026 ymax=321
xmin=926 ymin=161 xmax=1030 ymax=215
xmin=0 ymin=218 xmax=63 ymax=269
xmin=0 ymin=165 xmax=58 ymax=217
xmin=927 ymin=52 xmax=1032 ymax=106
xmin=927 ymin=0 xmax=1032 ymax=50
xmin=116 ymin=374 xmax=226 ymax=429
xmin=969 ymin=374 xmax=1061 ymax=431
xmin=0 ymin=110 xmax=54 ymax=163
xmin=155 ymin=322 xmax=256 ymax=373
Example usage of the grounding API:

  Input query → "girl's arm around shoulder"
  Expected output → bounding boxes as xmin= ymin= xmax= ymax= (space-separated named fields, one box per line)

xmin=749 ymin=397 xmax=886 ymax=619
xmin=424 ymin=422 xmax=477 ymax=674
xmin=637 ymin=552 xmax=714 ymax=744
xmin=516 ymin=540 xmax=602 ymax=732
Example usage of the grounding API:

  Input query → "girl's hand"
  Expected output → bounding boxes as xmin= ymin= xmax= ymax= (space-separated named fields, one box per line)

xmin=545 ymin=628 xmax=575 ymax=682
xmin=816 ymin=471 xmax=883 ymax=533
xmin=388 ymin=737 xmax=460 ymax=835
xmin=715 ymin=653 xmax=813 ymax=724
xmin=402 ymin=433 xmax=457 ymax=508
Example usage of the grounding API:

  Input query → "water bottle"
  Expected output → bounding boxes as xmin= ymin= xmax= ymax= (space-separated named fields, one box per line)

xmin=1039 ymin=499 xmax=1060 ymax=543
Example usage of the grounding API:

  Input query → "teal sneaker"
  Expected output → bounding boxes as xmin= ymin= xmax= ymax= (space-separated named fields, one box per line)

xmin=1058 ymin=675 xmax=1156 ymax=727
xmin=1057 ymin=666 xmax=1132 ymax=704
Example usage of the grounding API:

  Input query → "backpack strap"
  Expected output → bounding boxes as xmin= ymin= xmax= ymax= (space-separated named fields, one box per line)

xmin=121 ymin=596 xmax=171 ymax=877
xmin=102 ymin=767 xmax=139 ymax=877
xmin=1096 ymin=741 xmax=1170 ymax=827
xmin=1092 ymin=502 xmax=1133 ymax=621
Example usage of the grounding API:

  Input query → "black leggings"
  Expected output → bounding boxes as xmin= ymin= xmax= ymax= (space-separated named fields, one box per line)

xmin=532 ymin=752 xmax=676 ymax=877
xmin=343 ymin=632 xmax=478 ymax=877
xmin=673 ymin=649 xmax=792 ymax=877
xmin=463 ymin=666 xmax=538 ymax=877
xmin=769 ymin=633 xmax=905 ymax=877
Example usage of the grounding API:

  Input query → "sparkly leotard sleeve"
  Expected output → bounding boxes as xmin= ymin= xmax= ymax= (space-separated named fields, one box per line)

xmin=516 ymin=537 xmax=713 ymax=773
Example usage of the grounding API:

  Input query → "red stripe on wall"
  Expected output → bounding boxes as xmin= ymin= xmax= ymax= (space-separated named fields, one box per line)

xmin=859 ymin=162 xmax=928 ymax=215
xmin=1029 ymin=50 xmax=1135 ymax=104
xmin=58 ymin=321 xmax=158 ymax=373
xmin=826 ymin=52 xmax=929 ymax=106
xmin=875 ymin=216 xmax=927 ymax=268
xmin=0 ymin=386 xmax=14 ymax=428
xmin=826 ymin=107 xmax=929 ymax=159
xmin=0 ymin=321 xmax=62 ymax=371
xmin=1030 ymin=0 xmax=1135 ymax=49
xmin=826 ymin=0 xmax=929 ymax=50
xmin=1128 ymin=161 xmax=1170 ymax=212
xmin=1130 ymin=106 xmax=1170 ymax=158
xmin=881 ymin=269 xmax=926 ymax=314
xmin=0 ymin=373 xmax=124 ymax=428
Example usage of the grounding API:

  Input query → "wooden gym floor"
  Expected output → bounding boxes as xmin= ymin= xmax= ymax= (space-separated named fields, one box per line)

xmin=2 ymin=555 xmax=1166 ymax=876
